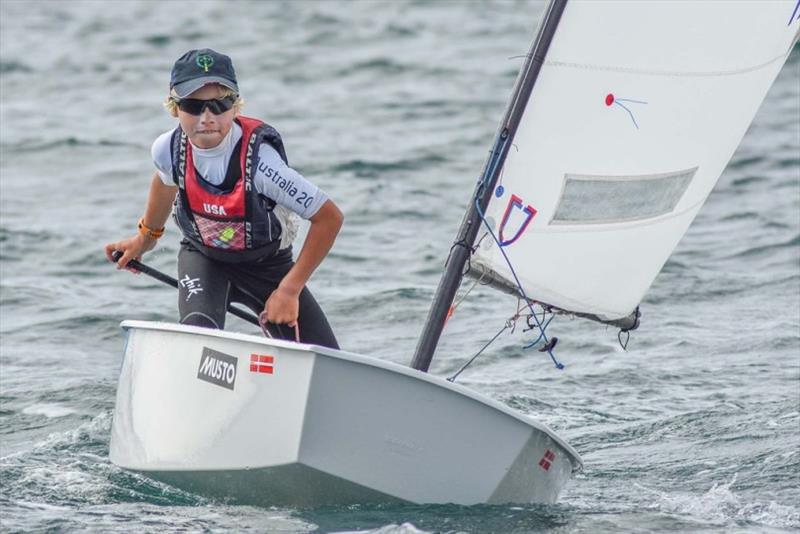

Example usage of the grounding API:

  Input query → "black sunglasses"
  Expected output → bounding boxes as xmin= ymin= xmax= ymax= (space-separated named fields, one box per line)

xmin=173 ymin=95 xmax=237 ymax=115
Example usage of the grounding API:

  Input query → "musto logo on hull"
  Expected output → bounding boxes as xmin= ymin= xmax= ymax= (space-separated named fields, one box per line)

xmin=197 ymin=347 xmax=238 ymax=390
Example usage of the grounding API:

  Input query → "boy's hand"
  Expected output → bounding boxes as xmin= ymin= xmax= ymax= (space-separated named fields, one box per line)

xmin=104 ymin=234 xmax=156 ymax=271
xmin=262 ymin=285 xmax=301 ymax=328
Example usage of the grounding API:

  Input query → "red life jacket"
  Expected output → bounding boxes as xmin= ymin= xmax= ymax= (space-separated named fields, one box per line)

xmin=171 ymin=116 xmax=288 ymax=263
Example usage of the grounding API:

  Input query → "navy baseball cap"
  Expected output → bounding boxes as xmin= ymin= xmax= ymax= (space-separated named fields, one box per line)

xmin=170 ymin=48 xmax=239 ymax=98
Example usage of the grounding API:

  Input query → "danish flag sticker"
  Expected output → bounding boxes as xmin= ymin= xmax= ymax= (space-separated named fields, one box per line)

xmin=538 ymin=449 xmax=556 ymax=471
xmin=250 ymin=353 xmax=274 ymax=374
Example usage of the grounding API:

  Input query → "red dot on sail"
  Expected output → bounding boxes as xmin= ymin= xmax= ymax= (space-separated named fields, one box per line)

xmin=605 ymin=93 xmax=614 ymax=106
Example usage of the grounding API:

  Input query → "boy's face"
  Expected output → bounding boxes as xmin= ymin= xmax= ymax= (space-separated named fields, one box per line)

xmin=177 ymin=83 xmax=236 ymax=149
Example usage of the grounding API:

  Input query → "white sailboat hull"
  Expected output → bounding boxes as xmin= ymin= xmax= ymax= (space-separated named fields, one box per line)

xmin=110 ymin=321 xmax=582 ymax=506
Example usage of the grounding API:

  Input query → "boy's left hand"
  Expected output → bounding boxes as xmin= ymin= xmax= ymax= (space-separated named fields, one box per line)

xmin=263 ymin=286 xmax=300 ymax=327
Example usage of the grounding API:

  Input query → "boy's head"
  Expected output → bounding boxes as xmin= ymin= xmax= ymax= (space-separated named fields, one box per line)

xmin=166 ymin=49 xmax=243 ymax=149
xmin=164 ymin=49 xmax=244 ymax=149
xmin=170 ymin=48 xmax=238 ymax=98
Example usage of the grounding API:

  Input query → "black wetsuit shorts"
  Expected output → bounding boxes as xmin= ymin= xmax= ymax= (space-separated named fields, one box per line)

xmin=176 ymin=241 xmax=339 ymax=349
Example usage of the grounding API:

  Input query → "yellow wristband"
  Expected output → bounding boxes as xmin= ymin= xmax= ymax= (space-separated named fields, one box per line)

xmin=138 ymin=218 xmax=165 ymax=239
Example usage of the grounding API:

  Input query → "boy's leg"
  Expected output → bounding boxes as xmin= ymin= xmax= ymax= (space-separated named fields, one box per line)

xmin=228 ymin=257 xmax=339 ymax=349
xmin=177 ymin=243 xmax=231 ymax=329
xmin=295 ymin=286 xmax=339 ymax=349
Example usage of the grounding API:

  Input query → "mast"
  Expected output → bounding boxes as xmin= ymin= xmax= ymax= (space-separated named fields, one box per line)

xmin=410 ymin=0 xmax=568 ymax=372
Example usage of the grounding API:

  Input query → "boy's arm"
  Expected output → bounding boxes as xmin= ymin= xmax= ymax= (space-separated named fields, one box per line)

xmin=262 ymin=199 xmax=343 ymax=326
xmin=104 ymin=173 xmax=178 ymax=269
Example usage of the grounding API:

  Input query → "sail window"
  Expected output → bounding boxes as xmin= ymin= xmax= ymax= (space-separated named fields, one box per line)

xmin=551 ymin=167 xmax=697 ymax=224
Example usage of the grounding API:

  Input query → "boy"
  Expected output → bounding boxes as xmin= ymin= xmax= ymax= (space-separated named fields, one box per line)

xmin=105 ymin=48 xmax=341 ymax=348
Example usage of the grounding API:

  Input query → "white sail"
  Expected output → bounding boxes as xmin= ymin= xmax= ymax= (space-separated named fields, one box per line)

xmin=472 ymin=0 xmax=799 ymax=321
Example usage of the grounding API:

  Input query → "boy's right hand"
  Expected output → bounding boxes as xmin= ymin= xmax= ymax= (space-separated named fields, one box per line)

xmin=104 ymin=234 xmax=156 ymax=271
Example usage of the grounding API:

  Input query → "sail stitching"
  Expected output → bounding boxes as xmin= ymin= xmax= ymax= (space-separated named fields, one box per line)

xmin=545 ymin=51 xmax=788 ymax=78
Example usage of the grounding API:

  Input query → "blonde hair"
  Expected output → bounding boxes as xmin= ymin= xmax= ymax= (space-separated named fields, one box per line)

xmin=163 ymin=87 xmax=243 ymax=117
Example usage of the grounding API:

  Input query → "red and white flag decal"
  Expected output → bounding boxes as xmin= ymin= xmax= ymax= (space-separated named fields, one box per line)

xmin=538 ymin=449 xmax=556 ymax=471
xmin=250 ymin=353 xmax=274 ymax=374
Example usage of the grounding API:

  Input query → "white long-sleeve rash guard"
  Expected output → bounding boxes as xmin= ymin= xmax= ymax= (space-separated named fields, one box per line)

xmin=151 ymin=122 xmax=328 ymax=248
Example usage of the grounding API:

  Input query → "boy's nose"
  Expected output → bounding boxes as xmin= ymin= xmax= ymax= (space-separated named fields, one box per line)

xmin=199 ymin=107 xmax=215 ymax=122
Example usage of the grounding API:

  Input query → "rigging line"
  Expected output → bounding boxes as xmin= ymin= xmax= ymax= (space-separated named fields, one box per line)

xmin=447 ymin=322 xmax=510 ymax=383
xmin=473 ymin=198 xmax=564 ymax=369
xmin=449 ymin=299 xmax=531 ymax=383
xmin=521 ymin=303 xmax=545 ymax=332
xmin=474 ymin=231 xmax=490 ymax=250
xmin=444 ymin=244 xmax=485 ymax=325
xmin=510 ymin=298 xmax=534 ymax=334
xmin=510 ymin=299 xmax=522 ymax=334
xmin=618 ymin=329 xmax=631 ymax=350
xmin=523 ymin=312 xmax=555 ymax=348
xmin=452 ymin=267 xmax=487 ymax=312
xmin=507 ymin=299 xmax=529 ymax=336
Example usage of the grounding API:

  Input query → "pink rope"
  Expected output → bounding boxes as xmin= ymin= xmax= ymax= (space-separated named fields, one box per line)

xmin=259 ymin=310 xmax=301 ymax=343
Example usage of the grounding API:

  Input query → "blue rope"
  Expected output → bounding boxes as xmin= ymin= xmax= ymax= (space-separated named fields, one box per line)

xmin=474 ymin=197 xmax=564 ymax=369
xmin=522 ymin=313 xmax=554 ymax=348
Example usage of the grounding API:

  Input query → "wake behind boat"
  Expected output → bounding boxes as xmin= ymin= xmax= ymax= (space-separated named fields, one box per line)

xmin=110 ymin=321 xmax=581 ymax=506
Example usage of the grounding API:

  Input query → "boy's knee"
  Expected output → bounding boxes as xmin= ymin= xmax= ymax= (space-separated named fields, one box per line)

xmin=181 ymin=312 xmax=221 ymax=329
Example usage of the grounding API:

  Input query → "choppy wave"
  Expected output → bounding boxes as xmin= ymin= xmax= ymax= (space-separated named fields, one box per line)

xmin=0 ymin=413 xmax=206 ymax=508
xmin=0 ymin=137 xmax=139 ymax=153
xmin=0 ymin=60 xmax=33 ymax=74
xmin=724 ymin=233 xmax=800 ymax=259
xmin=331 ymin=154 xmax=448 ymax=178
xmin=639 ymin=476 xmax=799 ymax=530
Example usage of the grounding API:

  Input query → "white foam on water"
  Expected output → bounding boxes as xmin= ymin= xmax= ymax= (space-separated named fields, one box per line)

xmin=18 ymin=465 xmax=113 ymax=503
xmin=32 ymin=411 xmax=111 ymax=451
xmin=22 ymin=403 xmax=77 ymax=418
xmin=21 ymin=502 xmax=319 ymax=533
xmin=333 ymin=523 xmax=433 ymax=534
xmin=637 ymin=475 xmax=800 ymax=529
xmin=3 ymin=412 xmax=128 ymax=505
xmin=1 ymin=410 xmax=221 ymax=514
xmin=739 ymin=501 xmax=800 ymax=530
xmin=0 ymin=412 xmax=111 ymax=464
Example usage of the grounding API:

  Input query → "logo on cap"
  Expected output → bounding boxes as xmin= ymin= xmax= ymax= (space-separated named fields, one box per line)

xmin=196 ymin=53 xmax=214 ymax=72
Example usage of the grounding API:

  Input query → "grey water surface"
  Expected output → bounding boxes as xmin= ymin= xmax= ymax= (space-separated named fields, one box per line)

xmin=1 ymin=1 xmax=798 ymax=533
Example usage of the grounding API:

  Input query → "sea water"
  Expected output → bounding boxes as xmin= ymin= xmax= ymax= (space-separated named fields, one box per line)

xmin=1 ymin=1 xmax=798 ymax=532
